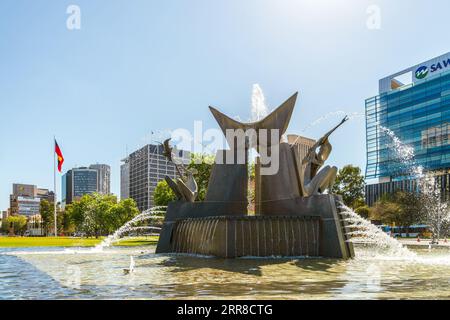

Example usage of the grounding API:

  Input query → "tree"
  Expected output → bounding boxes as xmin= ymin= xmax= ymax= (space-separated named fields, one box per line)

xmin=65 ymin=193 xmax=140 ymax=237
xmin=3 ymin=216 xmax=27 ymax=235
xmin=61 ymin=204 xmax=75 ymax=235
xmin=152 ymin=153 xmax=215 ymax=205
xmin=331 ymin=165 xmax=365 ymax=209
xmin=187 ymin=153 xmax=215 ymax=201
xmin=248 ymin=161 xmax=256 ymax=214
xmin=1 ymin=217 xmax=9 ymax=233
xmin=370 ymin=191 xmax=423 ymax=235
xmin=394 ymin=192 xmax=424 ymax=231
xmin=67 ymin=193 xmax=113 ymax=237
xmin=249 ymin=161 xmax=255 ymax=180
xmin=84 ymin=193 xmax=117 ymax=237
xmin=370 ymin=196 xmax=402 ymax=225
xmin=66 ymin=196 xmax=90 ymax=232
xmin=355 ymin=205 xmax=370 ymax=219
xmin=153 ymin=180 xmax=177 ymax=207
xmin=109 ymin=198 xmax=140 ymax=231
xmin=40 ymin=199 xmax=54 ymax=235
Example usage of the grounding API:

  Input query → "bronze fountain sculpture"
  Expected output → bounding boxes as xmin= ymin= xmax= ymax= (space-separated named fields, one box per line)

xmin=156 ymin=92 xmax=354 ymax=259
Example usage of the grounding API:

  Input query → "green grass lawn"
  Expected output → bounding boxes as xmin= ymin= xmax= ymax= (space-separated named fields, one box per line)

xmin=0 ymin=236 xmax=159 ymax=248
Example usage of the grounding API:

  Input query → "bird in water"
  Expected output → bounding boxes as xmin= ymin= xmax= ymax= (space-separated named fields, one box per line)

xmin=123 ymin=256 xmax=135 ymax=275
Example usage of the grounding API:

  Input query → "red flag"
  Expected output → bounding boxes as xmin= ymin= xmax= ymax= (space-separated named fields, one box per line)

xmin=55 ymin=140 xmax=64 ymax=173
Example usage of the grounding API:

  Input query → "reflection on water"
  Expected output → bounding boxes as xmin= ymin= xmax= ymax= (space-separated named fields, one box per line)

xmin=1 ymin=246 xmax=450 ymax=300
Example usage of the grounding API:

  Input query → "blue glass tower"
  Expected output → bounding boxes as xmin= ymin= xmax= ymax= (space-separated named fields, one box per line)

xmin=366 ymin=52 xmax=450 ymax=205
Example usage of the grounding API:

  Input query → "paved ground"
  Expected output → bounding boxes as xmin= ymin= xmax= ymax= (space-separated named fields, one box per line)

xmin=398 ymin=238 xmax=450 ymax=249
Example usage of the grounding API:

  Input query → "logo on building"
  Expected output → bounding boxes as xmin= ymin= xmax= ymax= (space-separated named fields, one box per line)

xmin=415 ymin=58 xmax=450 ymax=80
xmin=415 ymin=66 xmax=429 ymax=79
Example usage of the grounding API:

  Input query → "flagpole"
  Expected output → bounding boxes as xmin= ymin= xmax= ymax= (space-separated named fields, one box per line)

xmin=53 ymin=137 xmax=57 ymax=237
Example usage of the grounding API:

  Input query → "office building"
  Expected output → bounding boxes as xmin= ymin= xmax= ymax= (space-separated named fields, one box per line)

xmin=62 ymin=167 xmax=98 ymax=205
xmin=89 ymin=164 xmax=111 ymax=195
xmin=123 ymin=144 xmax=190 ymax=212
xmin=287 ymin=134 xmax=316 ymax=163
xmin=120 ymin=158 xmax=130 ymax=200
xmin=9 ymin=184 xmax=54 ymax=217
xmin=365 ymin=52 xmax=450 ymax=206
xmin=62 ymin=164 xmax=111 ymax=206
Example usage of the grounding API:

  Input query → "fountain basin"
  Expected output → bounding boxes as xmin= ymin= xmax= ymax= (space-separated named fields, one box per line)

xmin=156 ymin=195 xmax=354 ymax=259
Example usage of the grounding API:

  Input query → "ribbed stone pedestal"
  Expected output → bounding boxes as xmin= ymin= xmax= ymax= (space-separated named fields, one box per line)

xmin=171 ymin=216 xmax=320 ymax=258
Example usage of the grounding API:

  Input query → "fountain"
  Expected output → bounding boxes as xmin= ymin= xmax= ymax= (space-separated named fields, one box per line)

xmin=155 ymin=91 xmax=355 ymax=259
xmin=251 ymin=84 xmax=269 ymax=122
xmin=339 ymin=204 xmax=414 ymax=257
xmin=94 ymin=206 xmax=166 ymax=251
xmin=98 ymin=90 xmax=416 ymax=260
xmin=123 ymin=256 xmax=135 ymax=274
xmin=380 ymin=126 xmax=450 ymax=244
xmin=376 ymin=126 xmax=450 ymax=245
xmin=4 ymin=91 xmax=450 ymax=300
xmin=4 ymin=93 xmax=450 ymax=301
xmin=80 ymin=89 xmax=424 ymax=261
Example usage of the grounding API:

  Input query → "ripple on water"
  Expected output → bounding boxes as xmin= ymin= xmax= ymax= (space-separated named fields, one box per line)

xmin=1 ymin=246 xmax=450 ymax=299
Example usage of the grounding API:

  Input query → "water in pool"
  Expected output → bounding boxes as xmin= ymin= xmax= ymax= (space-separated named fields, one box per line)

xmin=1 ymin=245 xmax=449 ymax=300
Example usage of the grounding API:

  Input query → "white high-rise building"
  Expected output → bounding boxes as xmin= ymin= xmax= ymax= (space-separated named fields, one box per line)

xmin=89 ymin=164 xmax=111 ymax=195
xmin=122 ymin=144 xmax=190 ymax=212
xmin=120 ymin=158 xmax=130 ymax=200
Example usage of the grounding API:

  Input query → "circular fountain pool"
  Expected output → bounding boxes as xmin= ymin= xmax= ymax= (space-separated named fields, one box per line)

xmin=1 ymin=245 xmax=449 ymax=300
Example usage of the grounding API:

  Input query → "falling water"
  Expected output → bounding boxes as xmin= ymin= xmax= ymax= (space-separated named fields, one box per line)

xmin=339 ymin=204 xmax=415 ymax=257
xmin=93 ymin=206 xmax=167 ymax=251
xmin=301 ymin=111 xmax=360 ymax=133
xmin=380 ymin=126 xmax=417 ymax=172
xmin=287 ymin=110 xmax=364 ymax=148
xmin=329 ymin=125 xmax=437 ymax=257
xmin=251 ymin=84 xmax=269 ymax=122
xmin=380 ymin=126 xmax=450 ymax=242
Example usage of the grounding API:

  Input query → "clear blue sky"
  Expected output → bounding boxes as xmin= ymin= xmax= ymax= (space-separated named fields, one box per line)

xmin=1 ymin=0 xmax=449 ymax=210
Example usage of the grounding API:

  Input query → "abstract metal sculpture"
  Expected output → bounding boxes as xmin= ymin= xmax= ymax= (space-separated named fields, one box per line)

xmin=156 ymin=93 xmax=354 ymax=259
xmin=161 ymin=138 xmax=198 ymax=203
xmin=301 ymin=116 xmax=348 ymax=196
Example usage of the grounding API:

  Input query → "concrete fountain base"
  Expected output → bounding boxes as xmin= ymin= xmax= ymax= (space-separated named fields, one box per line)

xmin=156 ymin=195 xmax=354 ymax=259
xmin=170 ymin=215 xmax=320 ymax=258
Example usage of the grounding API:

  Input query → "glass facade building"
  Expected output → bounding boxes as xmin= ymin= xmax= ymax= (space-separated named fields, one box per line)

xmin=62 ymin=164 xmax=111 ymax=206
xmin=73 ymin=169 xmax=98 ymax=198
xmin=366 ymin=52 xmax=450 ymax=206
xmin=62 ymin=167 xmax=98 ymax=205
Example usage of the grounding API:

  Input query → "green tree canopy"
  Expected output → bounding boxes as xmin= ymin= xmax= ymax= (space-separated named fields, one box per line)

xmin=2 ymin=216 xmax=27 ymax=235
xmin=370 ymin=191 xmax=424 ymax=230
xmin=153 ymin=180 xmax=177 ymax=207
xmin=39 ymin=199 xmax=53 ymax=235
xmin=355 ymin=205 xmax=370 ymax=219
xmin=153 ymin=153 xmax=215 ymax=205
xmin=61 ymin=204 xmax=75 ymax=235
xmin=83 ymin=194 xmax=118 ymax=237
xmin=65 ymin=193 xmax=140 ymax=237
xmin=331 ymin=165 xmax=365 ymax=209
xmin=187 ymin=153 xmax=215 ymax=201
xmin=109 ymin=198 xmax=140 ymax=231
